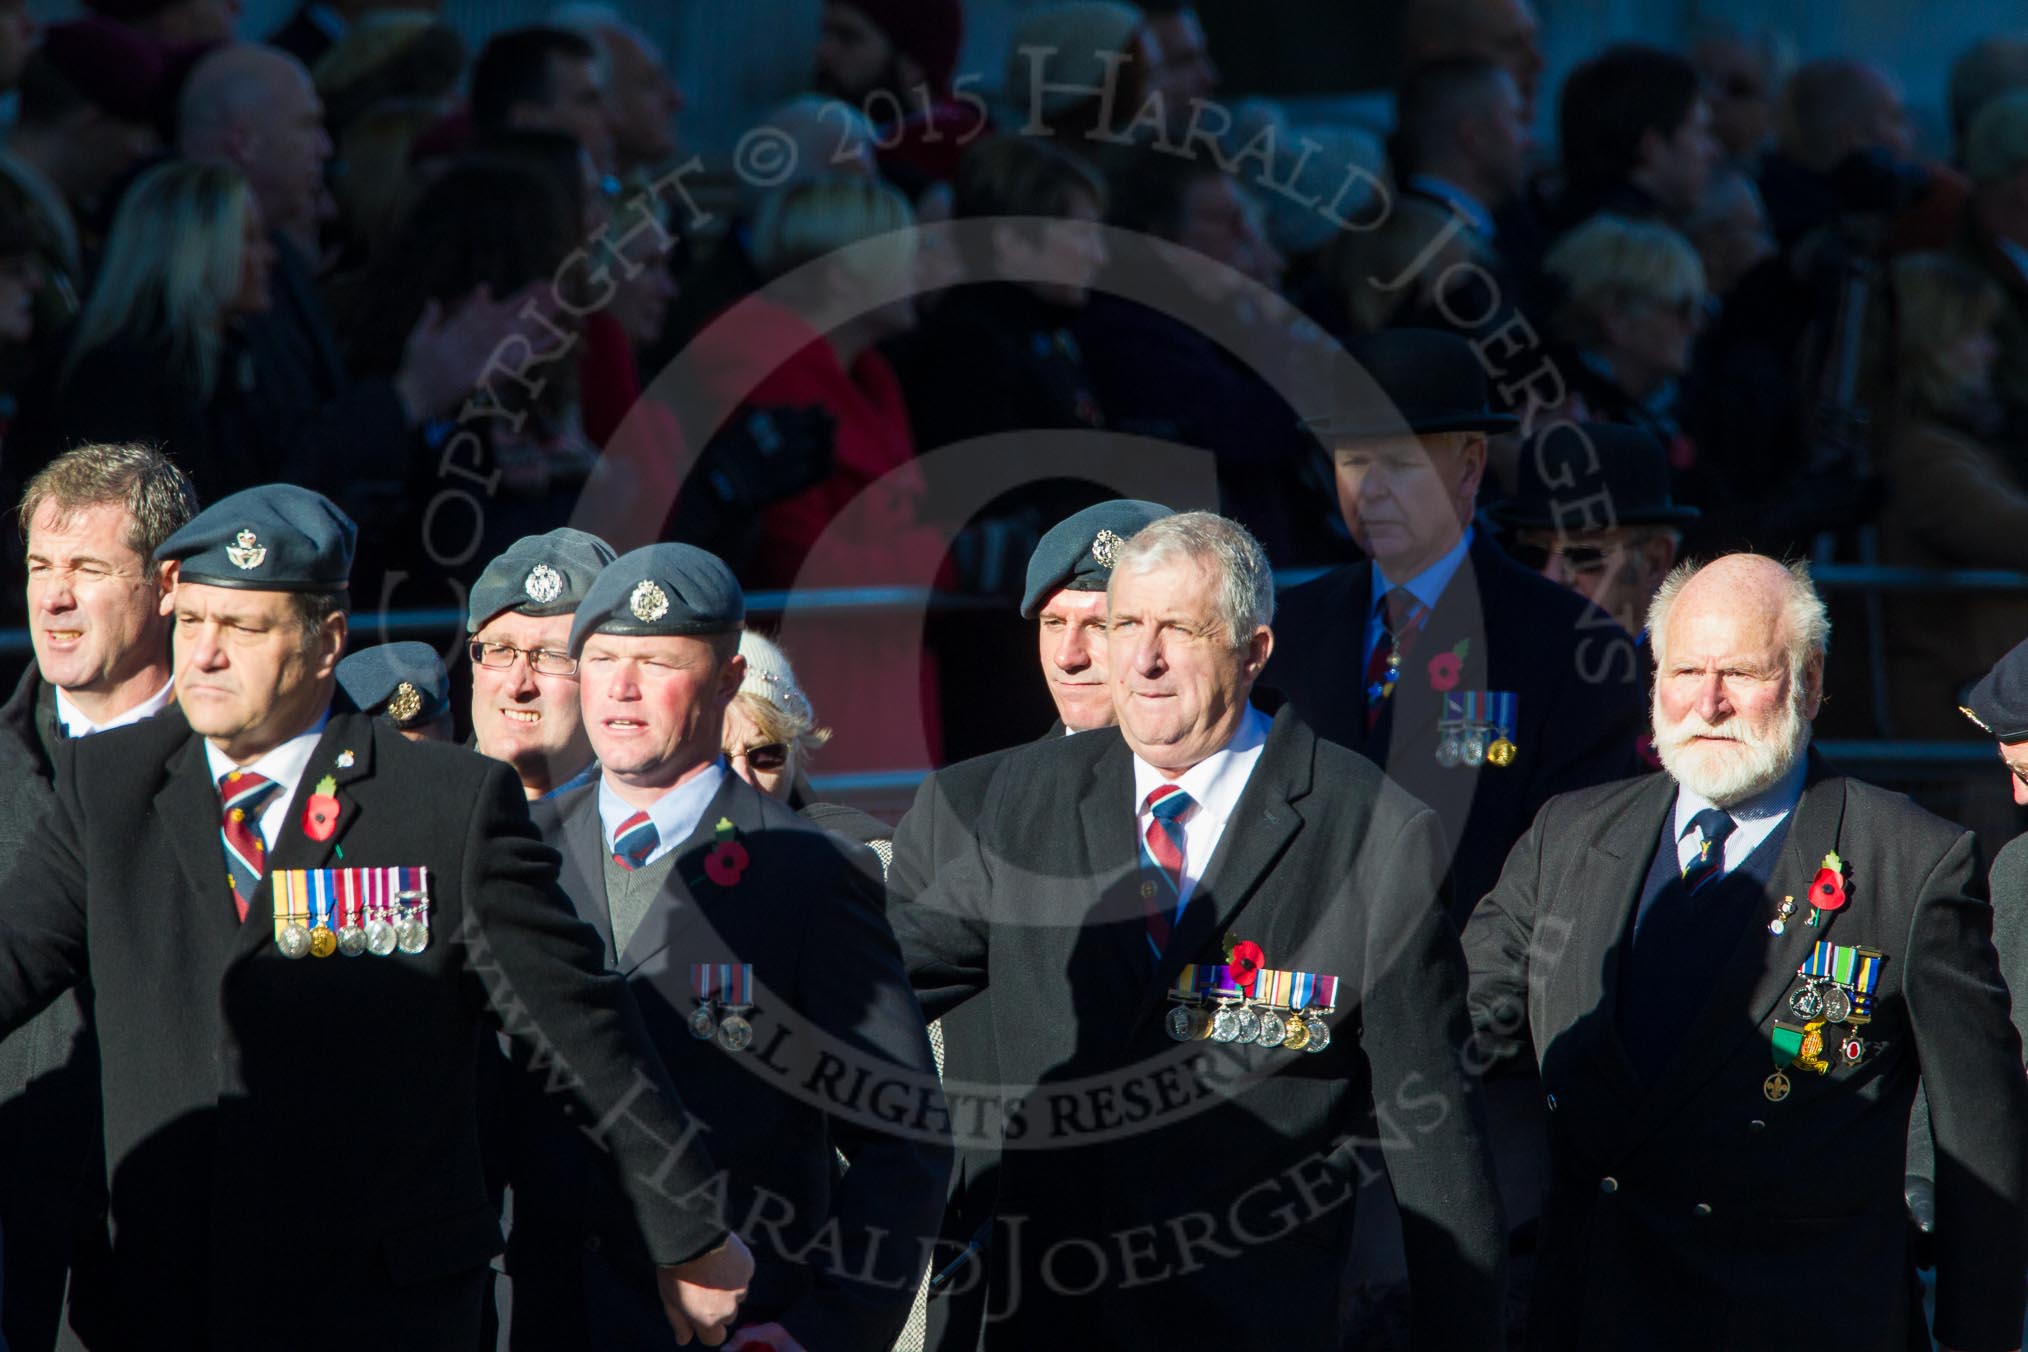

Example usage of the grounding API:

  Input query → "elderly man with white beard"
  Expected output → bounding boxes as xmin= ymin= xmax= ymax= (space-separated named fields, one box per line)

xmin=1463 ymin=552 xmax=2028 ymax=1352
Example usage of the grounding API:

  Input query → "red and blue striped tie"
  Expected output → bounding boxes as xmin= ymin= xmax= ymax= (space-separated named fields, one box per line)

xmin=612 ymin=811 xmax=659 ymax=871
xmin=1140 ymin=785 xmax=1195 ymax=959
xmin=219 ymin=770 xmax=280 ymax=921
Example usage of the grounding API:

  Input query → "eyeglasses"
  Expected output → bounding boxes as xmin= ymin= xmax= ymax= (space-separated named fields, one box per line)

xmin=730 ymin=742 xmax=789 ymax=772
xmin=468 ymin=640 xmax=578 ymax=677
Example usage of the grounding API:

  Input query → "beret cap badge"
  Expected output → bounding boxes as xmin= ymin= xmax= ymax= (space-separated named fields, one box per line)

xmin=524 ymin=564 xmax=563 ymax=605
xmin=629 ymin=579 xmax=670 ymax=623
xmin=386 ymin=682 xmax=424 ymax=724
xmin=1091 ymin=529 xmax=1125 ymax=569
xmin=225 ymin=529 xmax=267 ymax=570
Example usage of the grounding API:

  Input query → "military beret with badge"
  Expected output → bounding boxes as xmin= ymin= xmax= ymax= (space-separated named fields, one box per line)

xmin=337 ymin=642 xmax=452 ymax=731
xmin=154 ymin=483 xmax=357 ymax=591
xmin=1960 ymin=634 xmax=2028 ymax=742
xmin=568 ymin=542 xmax=746 ymax=655
xmin=1019 ymin=498 xmax=1175 ymax=619
xmin=467 ymin=527 xmax=618 ymax=631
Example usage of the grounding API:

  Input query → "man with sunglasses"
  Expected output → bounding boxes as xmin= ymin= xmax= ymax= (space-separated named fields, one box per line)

xmin=468 ymin=527 xmax=618 ymax=799
xmin=1494 ymin=423 xmax=1696 ymax=639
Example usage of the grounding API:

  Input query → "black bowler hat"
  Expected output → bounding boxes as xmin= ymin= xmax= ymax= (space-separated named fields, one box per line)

xmin=1492 ymin=423 xmax=1701 ymax=530
xmin=1962 ymin=637 xmax=2028 ymax=741
xmin=1304 ymin=329 xmax=1519 ymax=439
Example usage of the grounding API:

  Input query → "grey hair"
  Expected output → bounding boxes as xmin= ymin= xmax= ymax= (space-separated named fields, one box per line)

xmin=1109 ymin=512 xmax=1275 ymax=648
xmin=1646 ymin=556 xmax=1830 ymax=694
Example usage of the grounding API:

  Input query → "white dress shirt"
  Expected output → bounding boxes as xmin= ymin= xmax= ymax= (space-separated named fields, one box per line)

xmin=201 ymin=711 xmax=330 ymax=847
xmin=1130 ymin=703 xmax=1272 ymax=917
xmin=55 ymin=677 xmax=175 ymax=739
xmin=598 ymin=760 xmax=728 ymax=869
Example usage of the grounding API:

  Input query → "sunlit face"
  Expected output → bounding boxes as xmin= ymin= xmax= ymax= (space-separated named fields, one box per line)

xmin=1331 ymin=433 xmax=1483 ymax=580
xmin=580 ymin=633 xmax=742 ymax=791
xmin=1107 ymin=554 xmax=1270 ymax=774
xmin=26 ymin=500 xmax=171 ymax=699
xmin=470 ymin=610 xmax=586 ymax=796
xmin=1036 ymin=587 xmax=1113 ymax=732
xmin=173 ymin=584 xmax=342 ymax=763
xmin=722 ymin=696 xmax=793 ymax=800
xmin=2000 ymin=738 xmax=2028 ymax=808
xmin=1652 ymin=572 xmax=1820 ymax=806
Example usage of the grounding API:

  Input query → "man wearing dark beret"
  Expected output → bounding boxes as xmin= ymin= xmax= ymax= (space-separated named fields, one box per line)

xmin=336 ymin=640 xmax=452 ymax=742
xmin=0 ymin=484 xmax=754 ymax=1351
xmin=885 ymin=496 xmax=1169 ymax=1352
xmin=504 ymin=543 xmax=947 ymax=1352
xmin=468 ymin=527 xmax=616 ymax=800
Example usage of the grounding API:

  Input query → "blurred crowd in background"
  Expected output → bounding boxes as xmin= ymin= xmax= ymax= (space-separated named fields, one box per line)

xmin=0 ymin=0 xmax=2022 ymax=779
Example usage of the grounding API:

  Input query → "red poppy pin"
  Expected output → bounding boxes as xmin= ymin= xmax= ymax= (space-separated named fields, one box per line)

xmin=303 ymin=774 xmax=341 ymax=842
xmin=1225 ymin=939 xmax=1266 ymax=991
xmin=1428 ymin=639 xmax=1470 ymax=692
xmin=1807 ymin=850 xmax=1847 ymax=925
xmin=704 ymin=815 xmax=750 ymax=887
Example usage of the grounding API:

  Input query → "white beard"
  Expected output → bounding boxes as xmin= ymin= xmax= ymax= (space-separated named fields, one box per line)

xmin=1653 ymin=692 xmax=1809 ymax=807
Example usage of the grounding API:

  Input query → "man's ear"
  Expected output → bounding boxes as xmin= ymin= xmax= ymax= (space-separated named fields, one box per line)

xmin=717 ymin=652 xmax=747 ymax=706
xmin=1455 ymin=433 xmax=1488 ymax=504
xmin=315 ymin=610 xmax=349 ymax=680
xmin=1800 ymin=650 xmax=1826 ymax=721
xmin=1243 ymin=625 xmax=1274 ymax=681
xmin=158 ymin=563 xmax=179 ymax=617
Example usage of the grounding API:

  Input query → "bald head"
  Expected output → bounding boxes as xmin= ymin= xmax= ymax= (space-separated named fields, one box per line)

xmin=1649 ymin=554 xmax=1828 ymax=805
xmin=1782 ymin=59 xmax=1911 ymax=172
xmin=178 ymin=44 xmax=330 ymax=240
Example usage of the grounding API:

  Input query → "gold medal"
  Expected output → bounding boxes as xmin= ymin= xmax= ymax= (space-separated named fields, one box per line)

xmin=1487 ymin=737 xmax=1516 ymax=767
xmin=1763 ymin=1071 xmax=1791 ymax=1102
xmin=1799 ymin=1026 xmax=1824 ymax=1061
xmin=308 ymin=926 xmax=337 ymax=959
xmin=1281 ymin=1014 xmax=1310 ymax=1051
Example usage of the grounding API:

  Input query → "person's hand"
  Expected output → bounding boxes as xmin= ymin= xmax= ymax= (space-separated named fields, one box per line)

xmin=656 ymin=1231 xmax=754 ymax=1346
xmin=393 ymin=283 xmax=558 ymax=423
xmin=724 ymin=1322 xmax=808 ymax=1351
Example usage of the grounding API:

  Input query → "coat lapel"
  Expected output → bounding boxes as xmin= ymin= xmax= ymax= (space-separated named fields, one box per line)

xmin=154 ymin=726 xmax=243 ymax=945
xmin=1381 ymin=537 xmax=1493 ymax=761
xmin=1626 ymin=762 xmax=1848 ymax=1144
xmin=556 ymin=790 xmax=617 ymax=962
xmin=1571 ymin=773 xmax=1677 ymax=1102
xmin=1083 ymin=737 xmax=1154 ymax=987
xmin=615 ymin=773 xmax=744 ymax=975
xmin=1137 ymin=709 xmax=1308 ymax=1036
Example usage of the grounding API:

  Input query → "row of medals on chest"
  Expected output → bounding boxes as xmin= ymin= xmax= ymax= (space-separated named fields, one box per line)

xmin=1764 ymin=978 xmax=1882 ymax=1102
xmin=1167 ymin=993 xmax=1332 ymax=1053
xmin=691 ymin=999 xmax=756 ymax=1054
xmin=277 ymin=891 xmax=430 ymax=959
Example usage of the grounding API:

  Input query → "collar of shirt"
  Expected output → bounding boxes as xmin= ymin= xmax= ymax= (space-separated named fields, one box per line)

xmin=599 ymin=760 xmax=728 ymax=869
xmin=1406 ymin=173 xmax=1496 ymax=242
xmin=201 ymin=708 xmax=331 ymax=848
xmin=1672 ymin=751 xmax=1809 ymax=876
xmin=2001 ymin=237 xmax=2028 ymax=288
xmin=1130 ymin=703 xmax=1272 ymax=911
xmin=55 ymin=676 xmax=175 ymax=738
xmin=1366 ymin=525 xmax=1474 ymax=665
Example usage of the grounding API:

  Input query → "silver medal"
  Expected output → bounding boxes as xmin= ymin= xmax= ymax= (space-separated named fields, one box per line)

xmin=690 ymin=1002 xmax=719 ymax=1041
xmin=1166 ymin=1004 xmax=1198 ymax=1042
xmin=396 ymin=917 xmax=429 ymax=955
xmin=1821 ymin=987 xmax=1853 ymax=1024
xmin=1788 ymin=983 xmax=1825 ymax=1020
xmin=717 ymin=1011 xmax=754 ymax=1052
xmin=277 ymin=923 xmax=311 ymax=960
xmin=1233 ymin=1006 xmax=1262 ymax=1044
xmin=364 ymin=917 xmax=398 ymax=957
xmin=1210 ymin=1005 xmax=1240 ymax=1043
xmin=336 ymin=924 xmax=367 ymax=958
xmin=1461 ymin=729 xmax=1488 ymax=767
xmin=1255 ymin=1014 xmax=1287 ymax=1048
xmin=1435 ymin=730 xmax=1463 ymax=768
xmin=1302 ymin=1012 xmax=1331 ymax=1053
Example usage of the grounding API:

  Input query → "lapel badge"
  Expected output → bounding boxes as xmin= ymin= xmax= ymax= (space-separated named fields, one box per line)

xmin=629 ymin=578 xmax=670 ymax=622
xmin=336 ymin=749 xmax=356 ymax=769
xmin=225 ymin=528 xmax=267 ymax=570
xmin=524 ymin=563 xmax=564 ymax=604
xmin=1768 ymin=894 xmax=1797 ymax=936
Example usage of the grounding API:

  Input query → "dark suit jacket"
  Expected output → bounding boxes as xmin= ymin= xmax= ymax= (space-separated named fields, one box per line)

xmin=1269 ymin=531 xmax=1647 ymax=921
xmin=1463 ymin=759 xmax=2028 ymax=1352
xmin=0 ymin=708 xmax=726 ymax=1352
xmin=889 ymin=705 xmax=1507 ymax=1349
xmin=0 ymin=667 xmax=99 ymax=1352
xmin=507 ymin=773 xmax=948 ymax=1352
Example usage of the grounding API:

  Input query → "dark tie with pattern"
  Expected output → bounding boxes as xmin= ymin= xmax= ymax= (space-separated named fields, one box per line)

xmin=219 ymin=770 xmax=280 ymax=921
xmin=1679 ymin=807 xmax=1737 ymax=893
xmin=1364 ymin=587 xmax=1429 ymax=730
